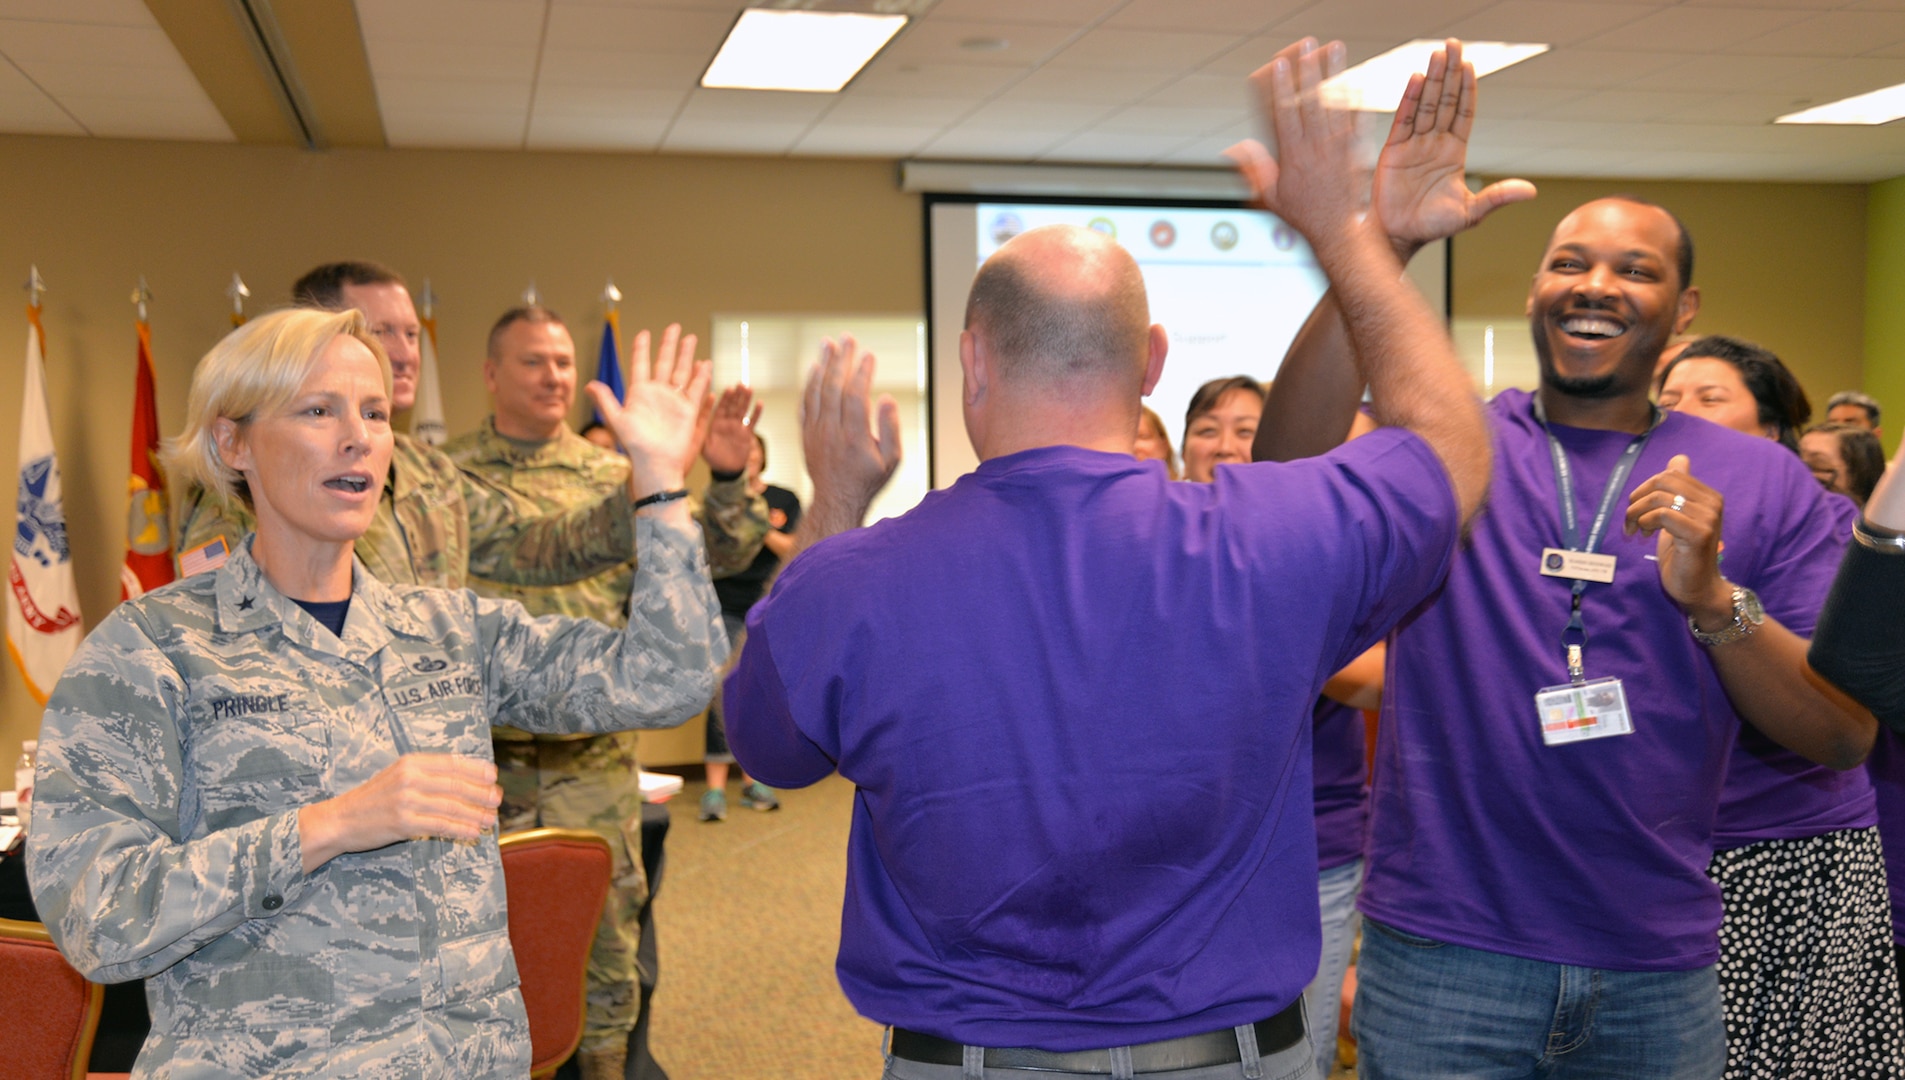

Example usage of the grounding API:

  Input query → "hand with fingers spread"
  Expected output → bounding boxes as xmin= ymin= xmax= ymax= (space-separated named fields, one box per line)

xmin=702 ymin=383 xmax=764 ymax=476
xmin=587 ymin=323 xmax=713 ymax=499
xmin=1224 ymin=38 xmax=1367 ymax=256
xmin=1625 ymin=453 xmax=1732 ymax=617
xmin=298 ymin=753 xmax=502 ymax=873
xmin=799 ymin=335 xmax=902 ymax=538
xmin=1370 ymin=39 xmax=1536 ymax=255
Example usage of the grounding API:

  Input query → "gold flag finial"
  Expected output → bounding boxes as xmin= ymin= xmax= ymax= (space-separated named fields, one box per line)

xmin=131 ymin=276 xmax=152 ymax=322
xmin=25 ymin=265 xmax=45 ymax=309
xmin=227 ymin=273 xmax=250 ymax=326
xmin=421 ymin=278 xmax=436 ymax=321
xmin=601 ymin=279 xmax=622 ymax=310
xmin=523 ymin=280 xmax=540 ymax=307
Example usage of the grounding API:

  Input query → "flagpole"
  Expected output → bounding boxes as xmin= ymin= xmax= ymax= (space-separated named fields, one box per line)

xmin=10 ymin=264 xmax=83 ymax=702
xmin=411 ymin=278 xmax=448 ymax=447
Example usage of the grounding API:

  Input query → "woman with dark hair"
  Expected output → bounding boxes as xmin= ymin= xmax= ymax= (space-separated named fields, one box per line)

xmin=1181 ymin=376 xmax=1265 ymax=484
xmin=1802 ymin=421 xmax=1888 ymax=508
xmin=1657 ymin=334 xmax=1811 ymax=451
xmin=1657 ymin=336 xmax=1902 ymax=1077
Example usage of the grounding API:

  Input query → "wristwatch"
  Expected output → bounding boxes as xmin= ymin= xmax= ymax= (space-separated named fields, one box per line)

xmin=1688 ymin=584 xmax=1764 ymax=647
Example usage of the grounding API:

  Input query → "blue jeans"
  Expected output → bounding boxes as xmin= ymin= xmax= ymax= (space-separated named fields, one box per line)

xmin=1353 ymin=918 xmax=1724 ymax=1080
xmin=1302 ymin=858 xmax=1362 ymax=1077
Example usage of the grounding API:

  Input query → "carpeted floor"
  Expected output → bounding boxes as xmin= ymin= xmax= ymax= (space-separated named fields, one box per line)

xmin=647 ymin=774 xmax=882 ymax=1079
xmin=644 ymin=773 xmax=1358 ymax=1080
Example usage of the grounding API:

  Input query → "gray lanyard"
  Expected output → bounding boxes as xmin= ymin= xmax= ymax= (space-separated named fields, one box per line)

xmin=1534 ymin=397 xmax=1661 ymax=683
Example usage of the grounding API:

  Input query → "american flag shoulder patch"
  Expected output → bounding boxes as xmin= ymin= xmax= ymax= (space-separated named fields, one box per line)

xmin=179 ymin=536 xmax=229 ymax=577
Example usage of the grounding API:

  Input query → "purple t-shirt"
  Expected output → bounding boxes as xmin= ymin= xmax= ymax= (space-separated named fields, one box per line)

xmin=1871 ymin=730 xmax=1905 ymax=945
xmin=1358 ymin=390 xmax=1850 ymax=972
xmin=726 ymin=435 xmax=1457 ymax=1050
xmin=1314 ymin=699 xmax=1367 ymax=871
xmin=1711 ymin=492 xmax=1870 ymax=848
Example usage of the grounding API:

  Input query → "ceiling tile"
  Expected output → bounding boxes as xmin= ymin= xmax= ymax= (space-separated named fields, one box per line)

xmin=0 ymin=0 xmax=149 ymax=26
xmin=673 ymin=88 xmax=834 ymax=123
xmin=849 ymin=60 xmax=1027 ymax=98
xmin=1105 ymin=0 xmax=1307 ymax=34
xmin=1141 ymin=72 xmax=1252 ymax=109
xmin=354 ymin=0 xmax=544 ymax=46
xmin=1269 ymin=0 xmax=1501 ymax=42
xmin=530 ymin=84 xmax=687 ymax=118
xmin=535 ymin=49 xmax=707 ymax=89
xmin=381 ymin=110 xmax=526 ymax=148
xmin=0 ymin=56 xmax=79 ymax=133
xmin=1442 ymin=1 xmax=1662 ymax=47
xmin=58 ymin=93 xmax=228 ymax=140
xmin=1627 ymin=55 xmax=1831 ymax=94
xmin=1094 ymin=104 xmax=1246 ymax=135
xmin=1478 ymin=48 xmax=1685 ymax=90
xmin=925 ymin=0 xmax=1123 ymax=25
xmin=820 ymin=94 xmax=975 ymax=126
xmin=371 ymin=41 xmax=539 ymax=82
xmin=1197 ymin=36 xmax=1398 ymax=77
xmin=1039 ymin=130 xmax=1197 ymax=163
xmin=879 ymin=19 xmax=1080 ymax=68
xmin=991 ymin=66 xmax=1175 ymax=106
xmin=961 ymin=99 xmax=1114 ymax=131
xmin=541 ymin=4 xmax=733 ymax=56
xmin=1046 ymin=27 xmax=1240 ymax=71
xmin=1727 ymin=11 xmax=1905 ymax=57
xmin=919 ymin=125 xmax=1068 ymax=158
xmin=1575 ymin=6 xmax=1814 ymax=53
xmin=375 ymin=77 xmax=533 ymax=115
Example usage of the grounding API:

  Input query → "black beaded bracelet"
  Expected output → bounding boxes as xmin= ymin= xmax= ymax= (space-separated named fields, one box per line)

xmin=633 ymin=488 xmax=690 ymax=510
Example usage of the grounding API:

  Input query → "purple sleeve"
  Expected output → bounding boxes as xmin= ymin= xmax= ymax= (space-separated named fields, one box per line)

xmin=1744 ymin=475 xmax=1860 ymax=639
xmin=723 ymin=614 xmax=838 ymax=788
xmin=1317 ymin=428 xmax=1462 ymax=669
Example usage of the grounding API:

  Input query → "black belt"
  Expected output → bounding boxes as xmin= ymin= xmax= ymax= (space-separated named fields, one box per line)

xmin=889 ymin=1000 xmax=1304 ymax=1074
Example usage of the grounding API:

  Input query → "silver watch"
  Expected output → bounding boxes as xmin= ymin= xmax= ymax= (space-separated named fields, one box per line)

xmin=1688 ymin=584 xmax=1764 ymax=647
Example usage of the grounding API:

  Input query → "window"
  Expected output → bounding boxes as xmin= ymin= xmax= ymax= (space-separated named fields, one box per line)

xmin=711 ymin=314 xmax=931 ymax=525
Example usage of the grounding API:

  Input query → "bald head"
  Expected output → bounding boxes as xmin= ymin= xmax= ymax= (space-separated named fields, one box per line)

xmin=965 ymin=225 xmax=1151 ymax=391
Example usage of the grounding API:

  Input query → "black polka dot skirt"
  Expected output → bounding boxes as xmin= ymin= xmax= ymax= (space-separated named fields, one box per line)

xmin=1709 ymin=826 xmax=1905 ymax=1079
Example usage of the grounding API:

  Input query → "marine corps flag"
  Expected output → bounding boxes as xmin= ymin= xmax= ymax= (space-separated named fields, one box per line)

xmin=8 ymin=288 xmax=83 ymax=703
xmin=120 ymin=315 xmax=173 ymax=600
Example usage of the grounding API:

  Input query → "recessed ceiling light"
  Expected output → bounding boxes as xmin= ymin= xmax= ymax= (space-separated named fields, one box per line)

xmin=1776 ymin=83 xmax=1905 ymax=125
xmin=1319 ymin=40 xmax=1550 ymax=113
xmin=702 ymin=9 xmax=908 ymax=93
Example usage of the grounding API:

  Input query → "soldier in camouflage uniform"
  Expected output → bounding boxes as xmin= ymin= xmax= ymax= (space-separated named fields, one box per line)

xmin=27 ymin=306 xmax=725 ymax=1079
xmin=446 ymin=306 xmax=764 ymax=1080
xmin=170 ymin=262 xmax=701 ymax=594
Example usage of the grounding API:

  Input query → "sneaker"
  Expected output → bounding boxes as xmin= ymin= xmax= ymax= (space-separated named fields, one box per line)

xmin=699 ymin=789 xmax=727 ymax=822
xmin=740 ymin=782 xmax=781 ymax=812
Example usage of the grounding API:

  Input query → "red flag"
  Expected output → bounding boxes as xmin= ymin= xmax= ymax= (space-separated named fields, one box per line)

xmin=119 ymin=321 xmax=173 ymax=600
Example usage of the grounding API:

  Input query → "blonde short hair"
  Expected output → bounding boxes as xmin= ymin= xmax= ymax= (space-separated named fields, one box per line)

xmin=165 ymin=307 xmax=389 ymax=506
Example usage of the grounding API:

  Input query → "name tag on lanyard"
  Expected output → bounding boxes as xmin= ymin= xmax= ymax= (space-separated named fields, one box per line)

xmin=1530 ymin=401 xmax=1659 ymax=747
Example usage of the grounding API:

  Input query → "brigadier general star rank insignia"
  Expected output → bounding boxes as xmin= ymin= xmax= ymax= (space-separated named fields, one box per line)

xmin=237 ymin=596 xmax=254 ymax=610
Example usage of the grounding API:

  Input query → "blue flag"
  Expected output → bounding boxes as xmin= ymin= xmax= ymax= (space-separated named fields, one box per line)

xmin=592 ymin=312 xmax=624 ymax=430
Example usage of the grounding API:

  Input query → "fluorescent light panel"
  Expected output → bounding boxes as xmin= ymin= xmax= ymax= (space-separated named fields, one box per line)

xmin=702 ymin=9 xmax=907 ymax=93
xmin=1777 ymin=83 xmax=1905 ymax=125
xmin=1320 ymin=40 xmax=1549 ymax=113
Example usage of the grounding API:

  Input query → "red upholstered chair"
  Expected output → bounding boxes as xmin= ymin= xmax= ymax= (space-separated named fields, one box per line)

xmin=499 ymin=827 xmax=614 ymax=1079
xmin=0 ymin=916 xmax=104 ymax=1080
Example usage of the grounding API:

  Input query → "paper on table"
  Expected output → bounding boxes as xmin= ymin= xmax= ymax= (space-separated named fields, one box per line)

xmin=639 ymin=771 xmax=683 ymax=804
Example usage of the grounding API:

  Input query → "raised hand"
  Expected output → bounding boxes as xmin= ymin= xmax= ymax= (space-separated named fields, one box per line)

xmin=1373 ymin=39 xmax=1536 ymax=253
xmin=298 ymin=754 xmax=501 ymax=873
xmin=1224 ymin=39 xmax=1366 ymax=256
xmin=1625 ymin=454 xmax=1732 ymax=618
xmin=586 ymin=323 xmax=712 ymax=499
xmin=702 ymin=383 xmax=763 ymax=476
xmin=801 ymin=335 xmax=901 ymax=529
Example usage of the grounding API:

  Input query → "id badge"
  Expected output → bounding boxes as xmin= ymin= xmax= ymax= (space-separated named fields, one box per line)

xmin=1534 ymin=676 xmax=1634 ymax=746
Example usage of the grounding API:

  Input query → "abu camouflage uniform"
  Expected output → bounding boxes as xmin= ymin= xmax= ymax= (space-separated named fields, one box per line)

xmin=444 ymin=416 xmax=765 ymax=1054
xmin=26 ymin=519 xmax=724 ymax=1079
xmin=173 ymin=431 xmax=643 ymax=592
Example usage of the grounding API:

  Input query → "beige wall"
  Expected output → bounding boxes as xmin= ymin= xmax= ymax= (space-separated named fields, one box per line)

xmin=0 ymin=135 xmax=921 ymax=768
xmin=1453 ymin=177 xmax=1868 ymax=404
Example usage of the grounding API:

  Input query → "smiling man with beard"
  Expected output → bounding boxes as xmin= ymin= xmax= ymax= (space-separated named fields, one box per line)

xmin=1255 ymin=41 xmax=1876 ymax=1080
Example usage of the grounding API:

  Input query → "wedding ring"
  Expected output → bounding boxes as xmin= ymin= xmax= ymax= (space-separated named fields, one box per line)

xmin=1670 ymin=494 xmax=1687 ymax=513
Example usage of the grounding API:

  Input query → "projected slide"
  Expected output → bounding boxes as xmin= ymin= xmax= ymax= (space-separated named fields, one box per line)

xmin=975 ymin=203 xmax=1327 ymax=454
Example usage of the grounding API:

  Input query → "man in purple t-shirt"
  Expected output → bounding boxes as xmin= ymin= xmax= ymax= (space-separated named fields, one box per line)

xmin=1254 ymin=40 xmax=1877 ymax=1080
xmin=725 ymin=40 xmax=1492 ymax=1079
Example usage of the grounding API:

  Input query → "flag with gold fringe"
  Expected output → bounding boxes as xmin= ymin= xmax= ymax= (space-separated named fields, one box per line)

xmin=413 ymin=282 xmax=447 ymax=446
xmin=120 ymin=310 xmax=173 ymax=600
xmin=8 ymin=288 xmax=83 ymax=703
